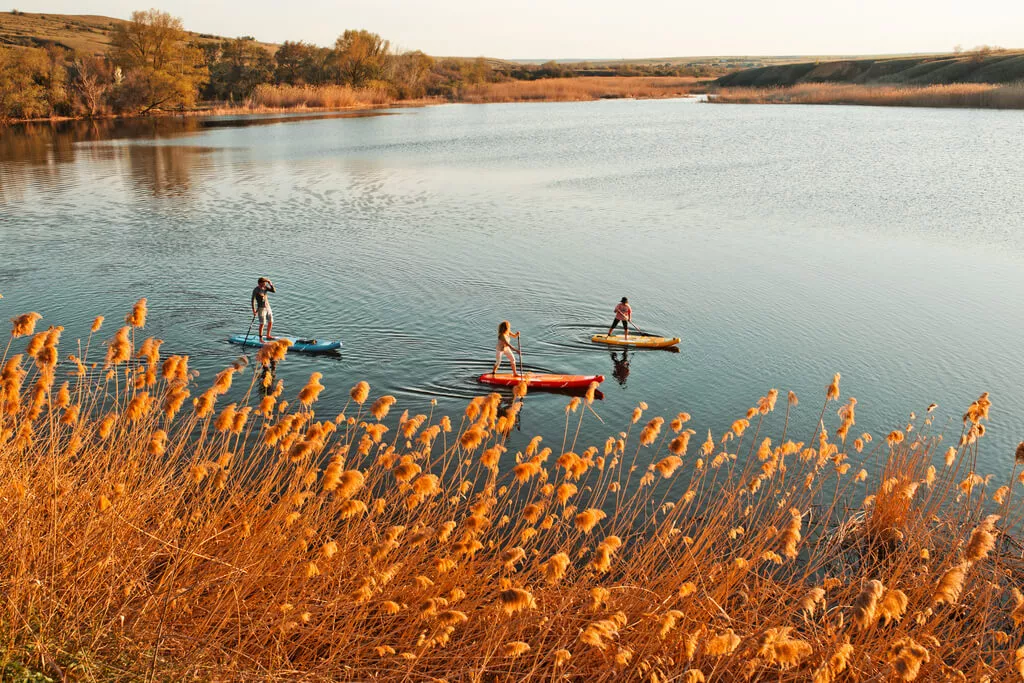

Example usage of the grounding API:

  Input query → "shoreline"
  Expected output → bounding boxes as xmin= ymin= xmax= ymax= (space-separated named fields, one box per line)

xmin=708 ymin=82 xmax=1024 ymax=110
xmin=3 ymin=76 xmax=708 ymax=126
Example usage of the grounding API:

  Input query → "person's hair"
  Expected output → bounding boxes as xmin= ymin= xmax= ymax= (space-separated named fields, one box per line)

xmin=621 ymin=297 xmax=628 ymax=304
xmin=498 ymin=320 xmax=510 ymax=336
xmin=258 ymin=277 xmax=269 ymax=286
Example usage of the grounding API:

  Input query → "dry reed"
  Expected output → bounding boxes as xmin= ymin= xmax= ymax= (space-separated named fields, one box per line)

xmin=457 ymin=76 xmax=702 ymax=103
xmin=1 ymin=302 xmax=1022 ymax=681
xmin=247 ymin=84 xmax=395 ymax=110
xmin=710 ymin=82 xmax=1024 ymax=109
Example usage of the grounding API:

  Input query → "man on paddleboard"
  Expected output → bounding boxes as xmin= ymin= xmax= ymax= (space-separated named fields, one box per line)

xmin=252 ymin=277 xmax=276 ymax=342
xmin=607 ymin=297 xmax=632 ymax=339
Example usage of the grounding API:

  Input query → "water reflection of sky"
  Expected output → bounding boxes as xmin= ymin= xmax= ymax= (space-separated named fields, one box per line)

xmin=1 ymin=101 xmax=1023 ymax=484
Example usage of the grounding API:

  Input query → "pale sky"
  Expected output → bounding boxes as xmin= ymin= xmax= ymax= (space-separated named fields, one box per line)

xmin=8 ymin=0 xmax=1023 ymax=59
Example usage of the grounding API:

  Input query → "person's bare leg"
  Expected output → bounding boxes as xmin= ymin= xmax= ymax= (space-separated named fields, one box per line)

xmin=510 ymin=356 xmax=518 ymax=377
xmin=624 ymin=322 xmax=629 ymax=340
xmin=265 ymin=317 xmax=275 ymax=340
xmin=258 ymin=322 xmax=265 ymax=342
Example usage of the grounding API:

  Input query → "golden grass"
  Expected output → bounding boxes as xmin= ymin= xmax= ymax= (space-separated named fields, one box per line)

xmin=456 ymin=76 xmax=704 ymax=103
xmin=710 ymin=82 xmax=1024 ymax=109
xmin=247 ymin=84 xmax=396 ymax=110
xmin=1 ymin=304 xmax=1022 ymax=680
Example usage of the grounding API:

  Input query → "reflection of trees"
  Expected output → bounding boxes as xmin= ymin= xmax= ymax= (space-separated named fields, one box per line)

xmin=0 ymin=118 xmax=209 ymax=203
xmin=126 ymin=144 xmax=203 ymax=197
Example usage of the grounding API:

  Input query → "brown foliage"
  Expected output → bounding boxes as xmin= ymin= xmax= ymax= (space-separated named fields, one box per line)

xmin=0 ymin=305 xmax=1015 ymax=681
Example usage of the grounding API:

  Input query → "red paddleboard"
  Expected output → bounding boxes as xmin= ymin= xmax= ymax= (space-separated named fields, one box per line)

xmin=477 ymin=373 xmax=604 ymax=389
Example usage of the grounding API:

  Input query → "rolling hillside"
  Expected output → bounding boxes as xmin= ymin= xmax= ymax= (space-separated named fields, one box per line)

xmin=0 ymin=10 xmax=277 ymax=55
xmin=716 ymin=50 xmax=1024 ymax=87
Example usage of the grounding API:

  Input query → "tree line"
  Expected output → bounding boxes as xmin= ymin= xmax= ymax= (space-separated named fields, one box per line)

xmin=0 ymin=8 xmax=712 ymax=121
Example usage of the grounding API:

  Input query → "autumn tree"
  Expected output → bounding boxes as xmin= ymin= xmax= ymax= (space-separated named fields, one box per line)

xmin=0 ymin=47 xmax=48 ymax=120
xmin=205 ymin=38 xmax=274 ymax=101
xmin=273 ymin=40 xmax=332 ymax=85
xmin=330 ymin=30 xmax=390 ymax=87
xmin=390 ymin=50 xmax=434 ymax=98
xmin=0 ymin=46 xmax=72 ymax=120
xmin=69 ymin=55 xmax=112 ymax=116
xmin=109 ymin=9 xmax=207 ymax=113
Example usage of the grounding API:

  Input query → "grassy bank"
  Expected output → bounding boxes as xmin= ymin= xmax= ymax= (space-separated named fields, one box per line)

xmin=247 ymin=83 xmax=397 ymax=109
xmin=455 ymin=76 xmax=704 ymax=103
xmin=710 ymin=82 xmax=1024 ymax=109
xmin=2 ymin=76 xmax=702 ymax=124
xmin=1 ymin=303 xmax=1020 ymax=680
xmin=239 ymin=77 xmax=702 ymax=110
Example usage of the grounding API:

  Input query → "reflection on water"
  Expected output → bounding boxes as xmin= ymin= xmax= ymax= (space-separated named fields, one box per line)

xmin=2 ymin=101 xmax=1024 ymax=482
xmin=1 ymin=111 xmax=393 ymax=202
xmin=610 ymin=350 xmax=631 ymax=386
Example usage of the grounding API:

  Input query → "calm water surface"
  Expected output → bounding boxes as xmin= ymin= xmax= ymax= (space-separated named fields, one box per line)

xmin=2 ymin=101 xmax=1023 ymax=477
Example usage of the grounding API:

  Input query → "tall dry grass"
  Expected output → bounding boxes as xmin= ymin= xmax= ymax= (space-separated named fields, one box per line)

xmin=457 ymin=77 xmax=702 ymax=103
xmin=1 ymin=303 xmax=1022 ymax=681
xmin=710 ymin=82 xmax=1024 ymax=109
xmin=247 ymin=84 xmax=396 ymax=110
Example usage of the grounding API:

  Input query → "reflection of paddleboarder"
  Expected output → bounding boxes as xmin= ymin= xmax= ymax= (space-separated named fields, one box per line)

xmin=610 ymin=349 xmax=630 ymax=386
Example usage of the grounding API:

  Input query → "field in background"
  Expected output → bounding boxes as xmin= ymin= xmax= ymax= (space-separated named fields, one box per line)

xmin=1 ymin=303 xmax=1020 ymax=680
xmin=0 ymin=10 xmax=276 ymax=56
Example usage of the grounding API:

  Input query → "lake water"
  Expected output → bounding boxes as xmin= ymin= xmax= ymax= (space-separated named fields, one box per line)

xmin=2 ymin=100 xmax=1023 ymax=478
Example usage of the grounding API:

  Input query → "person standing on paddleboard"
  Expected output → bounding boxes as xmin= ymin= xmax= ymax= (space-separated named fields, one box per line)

xmin=607 ymin=297 xmax=632 ymax=339
xmin=494 ymin=320 xmax=521 ymax=376
xmin=252 ymin=277 xmax=276 ymax=342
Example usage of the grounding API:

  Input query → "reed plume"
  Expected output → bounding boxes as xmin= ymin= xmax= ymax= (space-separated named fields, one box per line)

xmin=0 ymin=307 xmax=1017 ymax=681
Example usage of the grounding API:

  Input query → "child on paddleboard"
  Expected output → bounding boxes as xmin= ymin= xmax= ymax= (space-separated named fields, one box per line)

xmin=252 ymin=277 xmax=276 ymax=342
xmin=607 ymin=297 xmax=632 ymax=339
xmin=494 ymin=320 xmax=521 ymax=376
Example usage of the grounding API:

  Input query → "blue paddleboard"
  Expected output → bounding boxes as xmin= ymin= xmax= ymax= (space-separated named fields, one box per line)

xmin=228 ymin=334 xmax=342 ymax=353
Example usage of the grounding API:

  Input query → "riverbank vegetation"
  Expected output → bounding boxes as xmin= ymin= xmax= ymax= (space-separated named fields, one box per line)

xmin=0 ymin=9 xmax=715 ymax=123
xmin=455 ymin=76 xmax=701 ymax=103
xmin=710 ymin=82 xmax=1024 ymax=109
xmin=713 ymin=48 xmax=1024 ymax=109
xmin=2 ymin=303 xmax=1021 ymax=680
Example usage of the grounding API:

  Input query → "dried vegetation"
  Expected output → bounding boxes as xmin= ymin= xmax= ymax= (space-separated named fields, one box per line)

xmin=1 ymin=303 xmax=1022 ymax=681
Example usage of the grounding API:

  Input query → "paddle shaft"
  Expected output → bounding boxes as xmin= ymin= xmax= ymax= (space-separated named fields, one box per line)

xmin=516 ymin=337 xmax=524 ymax=373
xmin=242 ymin=312 xmax=257 ymax=349
xmin=618 ymin=318 xmax=651 ymax=337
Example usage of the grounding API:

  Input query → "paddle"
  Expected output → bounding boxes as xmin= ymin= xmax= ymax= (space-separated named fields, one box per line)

xmin=516 ymin=336 xmax=524 ymax=377
xmin=242 ymin=311 xmax=257 ymax=348
xmin=626 ymin=320 xmax=656 ymax=337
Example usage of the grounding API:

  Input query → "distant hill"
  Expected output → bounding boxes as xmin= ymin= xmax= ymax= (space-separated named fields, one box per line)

xmin=0 ymin=10 xmax=277 ymax=55
xmin=716 ymin=50 xmax=1024 ymax=87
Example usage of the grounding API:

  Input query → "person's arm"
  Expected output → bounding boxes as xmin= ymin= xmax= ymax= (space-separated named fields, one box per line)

xmin=626 ymin=305 xmax=632 ymax=321
xmin=512 ymin=331 xmax=521 ymax=339
xmin=266 ymin=281 xmax=276 ymax=293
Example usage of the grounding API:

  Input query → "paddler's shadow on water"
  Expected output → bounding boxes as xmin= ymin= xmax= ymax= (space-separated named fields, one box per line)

xmin=610 ymin=350 xmax=630 ymax=386
xmin=608 ymin=344 xmax=680 ymax=386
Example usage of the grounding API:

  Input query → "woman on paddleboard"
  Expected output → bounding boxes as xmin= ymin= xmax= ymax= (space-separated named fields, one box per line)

xmin=607 ymin=297 xmax=632 ymax=339
xmin=252 ymin=277 xmax=276 ymax=342
xmin=494 ymin=320 xmax=521 ymax=376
